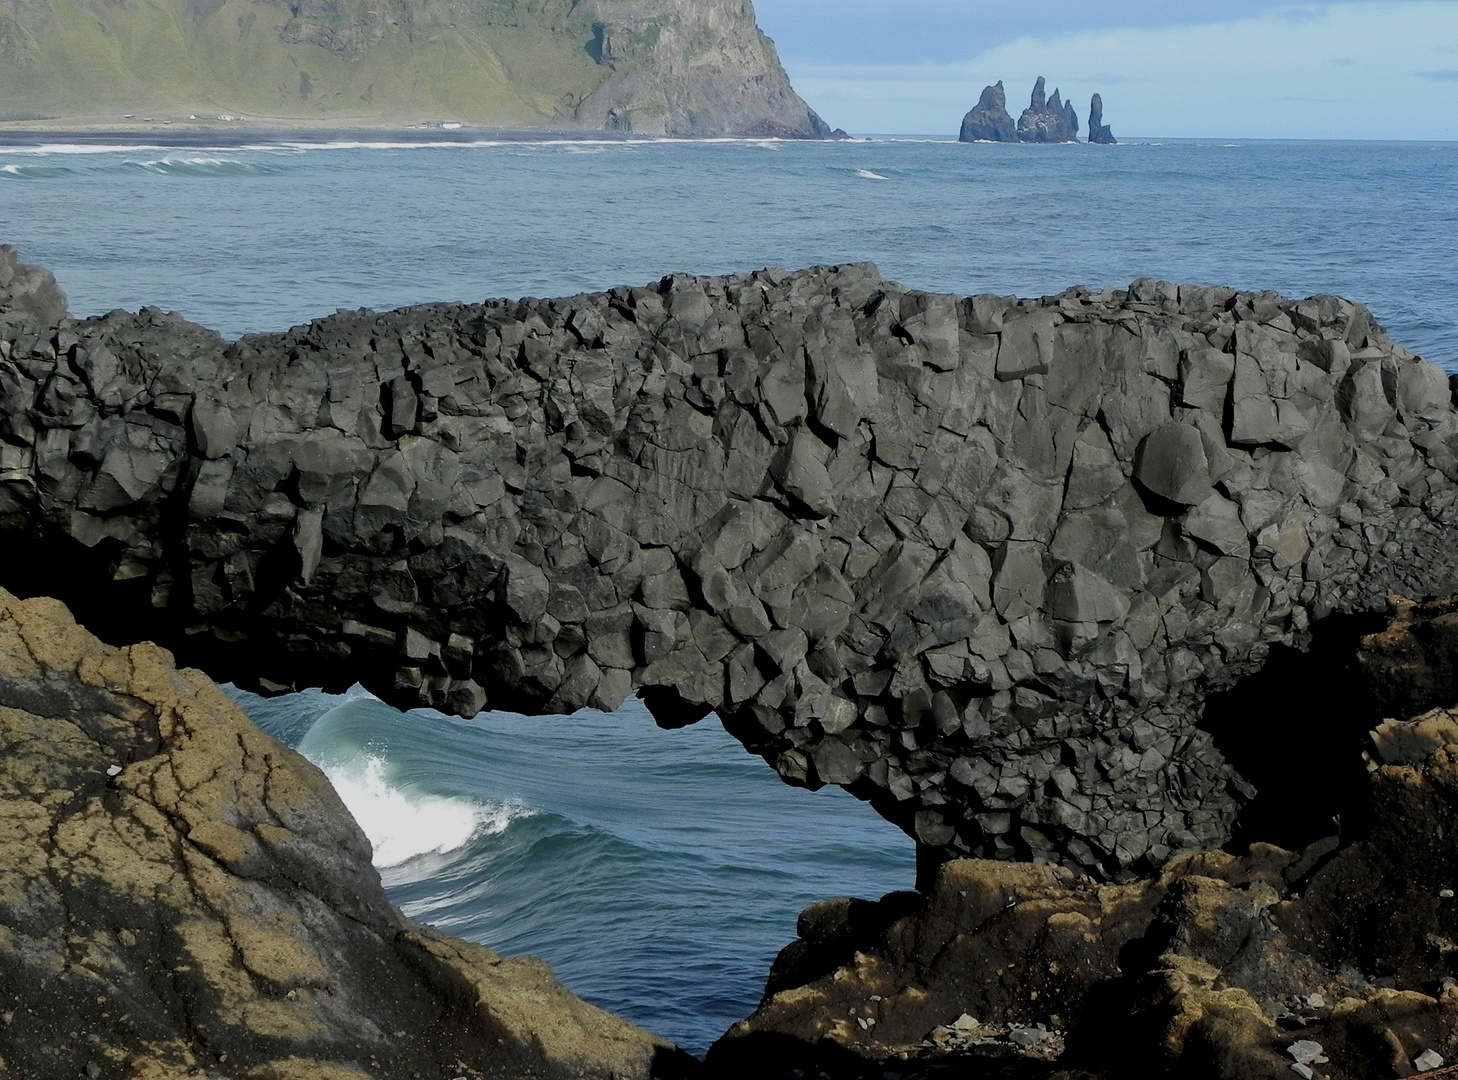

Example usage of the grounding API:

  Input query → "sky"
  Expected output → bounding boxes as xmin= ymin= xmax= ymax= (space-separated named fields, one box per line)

xmin=753 ymin=1 xmax=1458 ymax=139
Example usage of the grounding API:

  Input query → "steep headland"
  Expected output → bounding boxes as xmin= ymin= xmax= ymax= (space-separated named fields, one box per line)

xmin=0 ymin=0 xmax=833 ymax=136
xmin=3 ymin=246 xmax=1458 ymax=887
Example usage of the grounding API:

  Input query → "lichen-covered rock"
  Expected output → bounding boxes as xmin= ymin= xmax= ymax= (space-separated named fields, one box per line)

xmin=4 ymin=247 xmax=1458 ymax=878
xmin=711 ymin=762 xmax=1458 ymax=1079
xmin=0 ymin=586 xmax=691 ymax=1080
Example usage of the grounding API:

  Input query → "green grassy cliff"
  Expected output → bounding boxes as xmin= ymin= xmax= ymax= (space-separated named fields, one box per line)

xmin=0 ymin=0 xmax=832 ymax=135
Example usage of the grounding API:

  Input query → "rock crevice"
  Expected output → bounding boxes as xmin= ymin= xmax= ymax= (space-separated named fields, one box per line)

xmin=3 ymin=246 xmax=1458 ymax=878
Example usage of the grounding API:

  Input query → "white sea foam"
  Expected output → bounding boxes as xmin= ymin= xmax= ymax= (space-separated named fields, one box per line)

xmin=321 ymin=755 xmax=518 ymax=868
xmin=0 ymin=135 xmax=835 ymax=160
xmin=0 ymin=162 xmax=72 ymax=178
xmin=125 ymin=156 xmax=269 ymax=175
xmin=0 ymin=142 xmax=168 ymax=155
xmin=855 ymin=169 xmax=889 ymax=180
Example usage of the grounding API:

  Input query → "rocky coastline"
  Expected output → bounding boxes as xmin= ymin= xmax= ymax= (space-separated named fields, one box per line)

xmin=6 ymin=246 xmax=1458 ymax=1076
xmin=5 ymin=247 xmax=1458 ymax=878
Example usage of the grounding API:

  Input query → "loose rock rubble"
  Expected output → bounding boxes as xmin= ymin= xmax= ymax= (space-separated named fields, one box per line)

xmin=4 ymin=245 xmax=1458 ymax=875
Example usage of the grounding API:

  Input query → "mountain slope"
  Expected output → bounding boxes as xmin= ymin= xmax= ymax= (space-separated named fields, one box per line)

xmin=0 ymin=0 xmax=833 ymax=135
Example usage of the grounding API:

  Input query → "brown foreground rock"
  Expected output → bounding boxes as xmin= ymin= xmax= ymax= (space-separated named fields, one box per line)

xmin=709 ymin=598 xmax=1458 ymax=1079
xmin=0 ymin=587 xmax=694 ymax=1080
xmin=1360 ymin=595 xmax=1458 ymax=724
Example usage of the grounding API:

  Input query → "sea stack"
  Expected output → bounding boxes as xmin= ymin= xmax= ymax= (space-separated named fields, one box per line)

xmin=1089 ymin=92 xmax=1117 ymax=143
xmin=961 ymin=77 xmax=1114 ymax=145
xmin=958 ymin=80 xmax=1018 ymax=142
xmin=1016 ymin=76 xmax=1079 ymax=142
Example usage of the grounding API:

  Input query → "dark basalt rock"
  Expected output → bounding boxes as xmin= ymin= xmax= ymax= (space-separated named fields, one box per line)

xmin=1017 ymin=76 xmax=1080 ymax=143
xmin=709 ymin=599 xmax=1458 ymax=1078
xmin=1088 ymin=92 xmax=1116 ymax=144
xmin=958 ymin=81 xmax=1018 ymax=143
xmin=4 ymin=245 xmax=1458 ymax=881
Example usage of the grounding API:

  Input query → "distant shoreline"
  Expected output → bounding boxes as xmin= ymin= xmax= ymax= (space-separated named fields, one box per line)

xmin=0 ymin=124 xmax=850 ymax=148
xmin=0 ymin=127 xmax=701 ymax=147
xmin=3 ymin=129 xmax=1453 ymax=149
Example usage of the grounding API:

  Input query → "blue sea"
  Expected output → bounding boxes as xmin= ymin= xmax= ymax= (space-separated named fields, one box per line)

xmin=3 ymin=134 xmax=1457 ymax=1053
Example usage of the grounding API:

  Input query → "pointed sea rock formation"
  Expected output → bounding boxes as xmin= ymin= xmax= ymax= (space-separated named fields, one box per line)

xmin=958 ymin=80 xmax=1018 ymax=142
xmin=1089 ymin=92 xmax=1117 ymax=143
xmin=1016 ymin=75 xmax=1079 ymax=142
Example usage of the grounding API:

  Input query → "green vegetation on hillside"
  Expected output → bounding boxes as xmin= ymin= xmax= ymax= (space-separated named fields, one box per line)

xmin=1 ymin=0 xmax=603 ymax=126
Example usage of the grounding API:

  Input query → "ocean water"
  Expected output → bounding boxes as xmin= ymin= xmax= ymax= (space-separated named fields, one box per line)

xmin=1 ymin=136 xmax=1456 ymax=369
xmin=4 ymin=134 xmax=1457 ymax=1054
xmin=228 ymin=686 xmax=911 ymax=1055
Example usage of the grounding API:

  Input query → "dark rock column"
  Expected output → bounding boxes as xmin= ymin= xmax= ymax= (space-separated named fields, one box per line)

xmin=958 ymin=81 xmax=1018 ymax=142
xmin=4 ymin=246 xmax=1458 ymax=879
xmin=1089 ymin=92 xmax=1117 ymax=144
xmin=1017 ymin=76 xmax=1079 ymax=142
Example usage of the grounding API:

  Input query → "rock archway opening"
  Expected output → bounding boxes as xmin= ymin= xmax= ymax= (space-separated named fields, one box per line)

xmin=225 ymin=684 xmax=915 ymax=1057
xmin=6 ymin=245 xmax=1458 ymax=897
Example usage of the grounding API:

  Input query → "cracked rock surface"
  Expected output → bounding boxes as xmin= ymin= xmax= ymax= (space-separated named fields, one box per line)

xmin=4 ymin=245 xmax=1458 ymax=875
xmin=0 ymin=586 xmax=689 ymax=1080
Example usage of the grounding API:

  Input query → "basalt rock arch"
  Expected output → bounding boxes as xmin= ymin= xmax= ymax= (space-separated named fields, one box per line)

xmin=3 ymin=245 xmax=1457 ymax=878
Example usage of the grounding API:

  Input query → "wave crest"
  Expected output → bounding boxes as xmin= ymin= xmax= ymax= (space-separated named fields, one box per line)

xmin=123 ymin=157 xmax=271 ymax=177
xmin=0 ymin=163 xmax=73 ymax=179
xmin=321 ymin=754 xmax=520 ymax=868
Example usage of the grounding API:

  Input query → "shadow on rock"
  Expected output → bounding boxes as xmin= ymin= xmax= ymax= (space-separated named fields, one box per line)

xmin=1201 ymin=609 xmax=1389 ymax=853
xmin=707 ymin=1030 xmax=1067 ymax=1079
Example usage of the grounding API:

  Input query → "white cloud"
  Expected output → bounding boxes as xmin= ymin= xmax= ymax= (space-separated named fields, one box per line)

xmin=784 ymin=2 xmax=1458 ymax=138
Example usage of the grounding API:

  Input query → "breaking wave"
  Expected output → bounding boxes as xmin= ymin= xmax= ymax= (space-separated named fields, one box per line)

xmin=286 ymin=696 xmax=527 ymax=870
xmin=0 ymin=163 xmax=74 ymax=179
xmin=122 ymin=157 xmax=272 ymax=176
xmin=320 ymin=753 xmax=522 ymax=868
